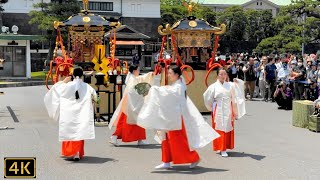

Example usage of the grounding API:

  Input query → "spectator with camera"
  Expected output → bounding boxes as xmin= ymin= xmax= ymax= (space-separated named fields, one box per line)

xmin=237 ymin=63 xmax=245 ymax=80
xmin=306 ymin=81 xmax=319 ymax=101
xmin=307 ymin=62 xmax=317 ymax=84
xmin=277 ymin=60 xmax=290 ymax=82
xmin=306 ymin=58 xmax=313 ymax=75
xmin=243 ymin=57 xmax=257 ymax=100
xmin=273 ymin=81 xmax=293 ymax=110
xmin=226 ymin=59 xmax=238 ymax=82
xmin=290 ymin=59 xmax=306 ymax=100
xmin=258 ymin=56 xmax=267 ymax=99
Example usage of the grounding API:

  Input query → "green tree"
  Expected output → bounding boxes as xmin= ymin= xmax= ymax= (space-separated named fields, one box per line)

xmin=216 ymin=6 xmax=247 ymax=41
xmin=161 ymin=0 xmax=184 ymax=6
xmin=255 ymin=0 xmax=320 ymax=54
xmin=0 ymin=0 xmax=8 ymax=27
xmin=200 ymin=6 xmax=217 ymax=26
xmin=160 ymin=0 xmax=217 ymax=25
xmin=29 ymin=0 xmax=80 ymax=61
xmin=282 ymin=0 xmax=320 ymax=42
xmin=160 ymin=5 xmax=187 ymax=24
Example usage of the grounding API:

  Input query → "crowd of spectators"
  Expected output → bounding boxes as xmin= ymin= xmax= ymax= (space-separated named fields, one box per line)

xmin=217 ymin=52 xmax=320 ymax=110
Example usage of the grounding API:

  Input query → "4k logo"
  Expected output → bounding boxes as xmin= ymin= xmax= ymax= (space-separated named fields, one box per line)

xmin=4 ymin=158 xmax=36 ymax=178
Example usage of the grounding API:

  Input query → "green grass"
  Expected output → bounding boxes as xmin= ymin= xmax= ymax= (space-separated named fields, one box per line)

xmin=31 ymin=71 xmax=47 ymax=80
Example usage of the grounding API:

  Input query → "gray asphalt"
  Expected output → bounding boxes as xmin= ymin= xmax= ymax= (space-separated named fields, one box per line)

xmin=0 ymin=86 xmax=320 ymax=180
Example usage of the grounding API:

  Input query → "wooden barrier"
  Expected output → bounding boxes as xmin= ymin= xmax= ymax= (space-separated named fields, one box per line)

xmin=160 ymin=69 xmax=217 ymax=113
xmin=292 ymin=100 xmax=314 ymax=128
xmin=309 ymin=115 xmax=320 ymax=132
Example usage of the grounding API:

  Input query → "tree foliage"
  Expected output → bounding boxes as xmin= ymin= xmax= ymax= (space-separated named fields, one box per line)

xmin=29 ymin=0 xmax=80 ymax=60
xmin=29 ymin=0 xmax=80 ymax=32
xmin=216 ymin=6 xmax=247 ymax=41
xmin=0 ymin=0 xmax=9 ymax=27
xmin=245 ymin=9 xmax=273 ymax=42
xmin=160 ymin=0 xmax=216 ymax=25
xmin=161 ymin=5 xmax=187 ymax=25
xmin=160 ymin=0 xmax=320 ymax=54
xmin=160 ymin=1 xmax=272 ymax=42
xmin=255 ymin=0 xmax=320 ymax=54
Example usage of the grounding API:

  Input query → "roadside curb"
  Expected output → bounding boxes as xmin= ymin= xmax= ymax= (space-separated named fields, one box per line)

xmin=0 ymin=81 xmax=53 ymax=88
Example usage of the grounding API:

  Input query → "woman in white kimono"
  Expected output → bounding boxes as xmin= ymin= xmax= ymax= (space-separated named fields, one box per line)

xmin=109 ymin=65 xmax=154 ymax=146
xmin=137 ymin=66 xmax=220 ymax=169
xmin=44 ymin=67 xmax=97 ymax=161
xmin=203 ymin=68 xmax=246 ymax=157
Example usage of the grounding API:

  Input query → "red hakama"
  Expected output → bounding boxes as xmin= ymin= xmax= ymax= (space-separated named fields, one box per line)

xmin=62 ymin=140 xmax=85 ymax=158
xmin=212 ymin=109 xmax=235 ymax=151
xmin=113 ymin=112 xmax=146 ymax=142
xmin=161 ymin=120 xmax=200 ymax=164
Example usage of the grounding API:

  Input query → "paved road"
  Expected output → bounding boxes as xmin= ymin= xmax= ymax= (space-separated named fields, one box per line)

xmin=1 ymin=86 xmax=320 ymax=180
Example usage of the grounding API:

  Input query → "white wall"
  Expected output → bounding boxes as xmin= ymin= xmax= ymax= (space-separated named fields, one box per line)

xmin=3 ymin=0 xmax=51 ymax=13
xmin=3 ymin=0 xmax=160 ymax=18
xmin=84 ymin=0 xmax=121 ymax=13
xmin=0 ymin=40 xmax=27 ymax=46
xmin=122 ymin=0 xmax=160 ymax=18
xmin=88 ymin=0 xmax=160 ymax=18
xmin=243 ymin=1 xmax=278 ymax=17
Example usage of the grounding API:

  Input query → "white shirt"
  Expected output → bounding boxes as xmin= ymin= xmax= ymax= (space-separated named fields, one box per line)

xmin=259 ymin=66 xmax=265 ymax=81
xmin=275 ymin=62 xmax=282 ymax=72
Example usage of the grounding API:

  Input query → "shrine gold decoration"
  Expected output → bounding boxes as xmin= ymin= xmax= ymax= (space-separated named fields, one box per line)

xmin=91 ymin=45 xmax=111 ymax=82
xmin=171 ymin=20 xmax=181 ymax=29
xmin=183 ymin=0 xmax=197 ymax=16
xmin=54 ymin=21 xmax=64 ymax=29
xmin=69 ymin=31 xmax=104 ymax=45
xmin=176 ymin=32 xmax=211 ymax=47
xmin=214 ymin=24 xmax=227 ymax=35
xmin=189 ymin=20 xmax=197 ymax=27
xmin=68 ymin=26 xmax=104 ymax=32
xmin=83 ymin=17 xmax=91 ymax=23
xmin=110 ymin=22 xmax=121 ymax=29
xmin=158 ymin=24 xmax=172 ymax=36
xmin=82 ymin=0 xmax=89 ymax=11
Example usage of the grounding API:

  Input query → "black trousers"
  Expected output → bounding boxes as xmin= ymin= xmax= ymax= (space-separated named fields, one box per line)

xmin=275 ymin=95 xmax=292 ymax=110
xmin=229 ymin=73 xmax=237 ymax=82
xmin=293 ymin=82 xmax=304 ymax=100
xmin=265 ymin=79 xmax=276 ymax=100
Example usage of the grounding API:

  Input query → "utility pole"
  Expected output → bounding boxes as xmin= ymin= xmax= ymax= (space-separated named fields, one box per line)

xmin=41 ymin=0 xmax=44 ymax=49
xmin=302 ymin=12 xmax=306 ymax=58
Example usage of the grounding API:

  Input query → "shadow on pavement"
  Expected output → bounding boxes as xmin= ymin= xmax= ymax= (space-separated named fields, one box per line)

xmin=0 ymin=127 xmax=14 ymax=130
xmin=67 ymin=156 xmax=116 ymax=164
xmin=151 ymin=166 xmax=228 ymax=174
xmin=115 ymin=144 xmax=161 ymax=149
xmin=228 ymin=151 xmax=266 ymax=161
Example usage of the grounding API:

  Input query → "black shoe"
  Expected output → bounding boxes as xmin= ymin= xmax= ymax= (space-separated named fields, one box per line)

xmin=285 ymin=107 xmax=292 ymax=110
xmin=278 ymin=106 xmax=285 ymax=110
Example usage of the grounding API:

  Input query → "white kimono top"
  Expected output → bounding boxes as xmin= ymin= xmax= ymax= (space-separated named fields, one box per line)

xmin=44 ymin=78 xmax=97 ymax=141
xmin=137 ymin=79 xmax=220 ymax=150
xmin=203 ymin=79 xmax=246 ymax=132
xmin=108 ymin=72 xmax=154 ymax=128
